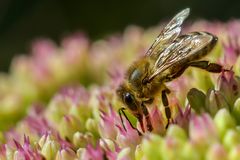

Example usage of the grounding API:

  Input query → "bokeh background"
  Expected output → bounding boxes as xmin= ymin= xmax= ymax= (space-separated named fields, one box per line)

xmin=0 ymin=0 xmax=239 ymax=71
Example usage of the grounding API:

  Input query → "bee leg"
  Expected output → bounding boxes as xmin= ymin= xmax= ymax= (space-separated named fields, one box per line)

xmin=189 ymin=61 xmax=222 ymax=73
xmin=162 ymin=89 xmax=171 ymax=129
xmin=141 ymin=103 xmax=153 ymax=132
xmin=136 ymin=113 xmax=145 ymax=133
xmin=118 ymin=108 xmax=142 ymax=136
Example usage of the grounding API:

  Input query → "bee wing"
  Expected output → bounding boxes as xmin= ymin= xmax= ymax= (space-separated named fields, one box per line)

xmin=146 ymin=8 xmax=190 ymax=56
xmin=147 ymin=32 xmax=217 ymax=81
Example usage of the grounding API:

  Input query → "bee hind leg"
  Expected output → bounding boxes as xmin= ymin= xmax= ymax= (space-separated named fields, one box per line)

xmin=189 ymin=60 xmax=223 ymax=73
xmin=162 ymin=89 xmax=172 ymax=129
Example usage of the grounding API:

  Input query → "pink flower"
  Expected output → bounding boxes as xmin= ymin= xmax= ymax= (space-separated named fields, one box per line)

xmin=12 ymin=136 xmax=44 ymax=160
xmin=48 ymin=86 xmax=91 ymax=124
xmin=217 ymin=70 xmax=240 ymax=106
xmin=31 ymin=39 xmax=57 ymax=83
xmin=31 ymin=39 xmax=57 ymax=61
xmin=80 ymin=143 xmax=105 ymax=160
xmin=25 ymin=105 xmax=53 ymax=135
xmin=189 ymin=114 xmax=218 ymax=146
xmin=0 ymin=145 xmax=6 ymax=159
xmin=80 ymin=141 xmax=128 ymax=160
xmin=4 ymin=129 xmax=21 ymax=148
xmin=149 ymin=106 xmax=165 ymax=135
xmin=61 ymin=33 xmax=89 ymax=65
xmin=174 ymin=105 xmax=191 ymax=131
xmin=116 ymin=116 xmax=141 ymax=150
xmin=222 ymin=36 xmax=240 ymax=66
xmin=99 ymin=105 xmax=119 ymax=140
xmin=107 ymin=67 xmax=125 ymax=89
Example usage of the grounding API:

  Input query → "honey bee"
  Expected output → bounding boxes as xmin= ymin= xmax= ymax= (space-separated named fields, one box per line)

xmin=117 ymin=8 xmax=223 ymax=134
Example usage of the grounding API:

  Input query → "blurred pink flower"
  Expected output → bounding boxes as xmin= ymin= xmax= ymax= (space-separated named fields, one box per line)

xmin=61 ymin=33 xmax=89 ymax=65
xmin=31 ymin=39 xmax=57 ymax=61
xmin=12 ymin=136 xmax=44 ymax=160
xmin=57 ymin=86 xmax=90 ymax=106
xmin=99 ymin=106 xmax=119 ymax=140
xmin=222 ymin=36 xmax=240 ymax=66
xmin=189 ymin=114 xmax=218 ymax=146
xmin=25 ymin=105 xmax=53 ymax=136
xmin=217 ymin=70 xmax=240 ymax=106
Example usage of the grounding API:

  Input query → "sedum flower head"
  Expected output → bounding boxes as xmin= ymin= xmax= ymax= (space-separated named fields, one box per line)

xmin=1 ymin=16 xmax=240 ymax=160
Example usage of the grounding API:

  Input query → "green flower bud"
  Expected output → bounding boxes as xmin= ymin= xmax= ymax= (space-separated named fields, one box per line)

xmin=41 ymin=140 xmax=60 ymax=160
xmin=166 ymin=124 xmax=187 ymax=141
xmin=223 ymin=129 xmax=240 ymax=150
xmin=206 ymin=89 xmax=230 ymax=116
xmin=85 ymin=118 xmax=99 ymax=136
xmin=5 ymin=145 xmax=14 ymax=160
xmin=59 ymin=115 xmax=82 ymax=141
xmin=88 ymin=90 xmax=101 ymax=121
xmin=181 ymin=142 xmax=202 ymax=160
xmin=229 ymin=145 xmax=240 ymax=160
xmin=233 ymin=98 xmax=240 ymax=123
xmin=38 ymin=134 xmax=55 ymax=149
xmin=117 ymin=147 xmax=131 ymax=160
xmin=187 ymin=88 xmax=206 ymax=114
xmin=142 ymin=134 xmax=163 ymax=160
xmin=206 ymin=144 xmax=228 ymax=160
xmin=135 ymin=145 xmax=143 ymax=160
xmin=99 ymin=138 xmax=115 ymax=152
xmin=0 ymin=93 xmax=26 ymax=130
xmin=161 ymin=136 xmax=185 ymax=160
xmin=214 ymin=108 xmax=236 ymax=138
xmin=76 ymin=148 xmax=85 ymax=159
xmin=73 ymin=132 xmax=85 ymax=148
xmin=56 ymin=148 xmax=77 ymax=160
xmin=73 ymin=132 xmax=94 ymax=148
xmin=69 ymin=103 xmax=91 ymax=123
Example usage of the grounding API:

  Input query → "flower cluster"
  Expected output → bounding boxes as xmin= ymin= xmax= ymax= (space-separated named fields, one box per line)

xmin=0 ymin=19 xmax=240 ymax=159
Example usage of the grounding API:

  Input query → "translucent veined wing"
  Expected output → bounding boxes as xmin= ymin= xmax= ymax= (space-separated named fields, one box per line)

xmin=146 ymin=8 xmax=190 ymax=57
xmin=147 ymin=32 xmax=217 ymax=81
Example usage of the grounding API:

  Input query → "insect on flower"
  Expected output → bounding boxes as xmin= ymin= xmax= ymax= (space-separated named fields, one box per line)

xmin=117 ymin=8 xmax=223 ymax=134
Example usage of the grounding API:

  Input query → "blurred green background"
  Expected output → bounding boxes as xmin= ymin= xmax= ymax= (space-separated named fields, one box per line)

xmin=0 ymin=0 xmax=239 ymax=71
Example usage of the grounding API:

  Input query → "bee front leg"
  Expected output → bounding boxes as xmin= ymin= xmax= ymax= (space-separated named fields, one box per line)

xmin=136 ymin=113 xmax=145 ymax=133
xmin=189 ymin=60 xmax=223 ymax=73
xmin=162 ymin=89 xmax=171 ymax=129
xmin=141 ymin=103 xmax=153 ymax=132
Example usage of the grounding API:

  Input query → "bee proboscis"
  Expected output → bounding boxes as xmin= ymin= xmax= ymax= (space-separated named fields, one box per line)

xmin=117 ymin=8 xmax=222 ymax=134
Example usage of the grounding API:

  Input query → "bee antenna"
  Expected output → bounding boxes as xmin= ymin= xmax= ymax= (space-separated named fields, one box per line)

xmin=118 ymin=108 xmax=127 ymax=131
xmin=118 ymin=108 xmax=142 ymax=136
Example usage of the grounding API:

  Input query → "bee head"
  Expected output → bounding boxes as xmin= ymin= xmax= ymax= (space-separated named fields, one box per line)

xmin=117 ymin=85 xmax=138 ymax=112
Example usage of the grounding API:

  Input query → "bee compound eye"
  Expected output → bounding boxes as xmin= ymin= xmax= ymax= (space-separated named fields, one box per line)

xmin=123 ymin=92 xmax=137 ymax=110
xmin=124 ymin=92 xmax=133 ymax=104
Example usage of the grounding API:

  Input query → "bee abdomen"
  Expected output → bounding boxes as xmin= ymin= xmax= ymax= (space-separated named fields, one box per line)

xmin=179 ymin=31 xmax=218 ymax=62
xmin=197 ymin=31 xmax=218 ymax=49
